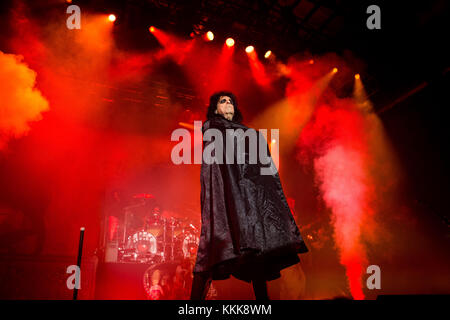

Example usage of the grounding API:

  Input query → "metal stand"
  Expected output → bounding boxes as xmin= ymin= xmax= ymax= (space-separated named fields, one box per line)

xmin=170 ymin=219 xmax=175 ymax=261
xmin=73 ymin=227 xmax=85 ymax=300
xmin=162 ymin=218 xmax=167 ymax=262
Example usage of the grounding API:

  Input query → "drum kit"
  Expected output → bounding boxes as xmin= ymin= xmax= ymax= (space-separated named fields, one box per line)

xmin=114 ymin=193 xmax=200 ymax=265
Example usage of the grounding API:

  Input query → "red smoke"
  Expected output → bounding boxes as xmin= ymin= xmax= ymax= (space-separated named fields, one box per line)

xmin=299 ymin=98 xmax=382 ymax=299
xmin=0 ymin=51 xmax=49 ymax=150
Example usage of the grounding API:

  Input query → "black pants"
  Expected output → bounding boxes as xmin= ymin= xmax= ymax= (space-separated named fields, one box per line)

xmin=190 ymin=272 xmax=269 ymax=300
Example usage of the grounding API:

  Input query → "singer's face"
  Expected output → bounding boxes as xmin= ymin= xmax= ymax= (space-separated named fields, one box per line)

xmin=215 ymin=96 xmax=234 ymax=120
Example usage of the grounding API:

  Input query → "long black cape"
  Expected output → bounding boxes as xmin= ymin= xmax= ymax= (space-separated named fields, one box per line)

xmin=193 ymin=114 xmax=308 ymax=282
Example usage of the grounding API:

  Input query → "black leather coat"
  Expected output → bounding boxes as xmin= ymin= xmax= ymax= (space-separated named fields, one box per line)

xmin=193 ymin=114 xmax=308 ymax=282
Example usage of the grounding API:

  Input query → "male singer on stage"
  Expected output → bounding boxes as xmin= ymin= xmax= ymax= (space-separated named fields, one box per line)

xmin=190 ymin=91 xmax=309 ymax=300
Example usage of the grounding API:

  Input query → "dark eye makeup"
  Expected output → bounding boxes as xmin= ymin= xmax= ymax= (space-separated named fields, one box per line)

xmin=220 ymin=98 xmax=233 ymax=104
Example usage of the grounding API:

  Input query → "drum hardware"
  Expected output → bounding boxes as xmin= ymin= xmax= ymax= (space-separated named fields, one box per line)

xmin=176 ymin=225 xmax=199 ymax=260
xmin=121 ymin=203 xmax=144 ymax=245
xmin=169 ymin=217 xmax=177 ymax=261
xmin=161 ymin=216 xmax=167 ymax=262
xmin=116 ymin=220 xmax=199 ymax=263
xmin=107 ymin=194 xmax=200 ymax=264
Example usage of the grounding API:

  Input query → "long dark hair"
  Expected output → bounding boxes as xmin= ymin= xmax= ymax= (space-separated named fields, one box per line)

xmin=206 ymin=91 xmax=243 ymax=123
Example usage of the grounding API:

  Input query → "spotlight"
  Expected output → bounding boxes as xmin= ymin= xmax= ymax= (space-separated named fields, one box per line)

xmin=108 ymin=14 xmax=116 ymax=22
xmin=355 ymin=74 xmax=360 ymax=79
xmin=225 ymin=38 xmax=235 ymax=47
xmin=245 ymin=46 xmax=254 ymax=53
xmin=309 ymin=59 xmax=314 ymax=64
xmin=264 ymin=50 xmax=272 ymax=59
xmin=206 ymin=31 xmax=214 ymax=41
xmin=149 ymin=26 xmax=155 ymax=33
xmin=332 ymin=67 xmax=338 ymax=73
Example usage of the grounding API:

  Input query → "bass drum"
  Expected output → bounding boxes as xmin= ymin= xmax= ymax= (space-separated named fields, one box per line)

xmin=127 ymin=230 xmax=158 ymax=256
xmin=177 ymin=231 xmax=199 ymax=259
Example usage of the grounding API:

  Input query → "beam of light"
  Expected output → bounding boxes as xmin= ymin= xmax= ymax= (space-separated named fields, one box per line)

xmin=178 ymin=122 xmax=194 ymax=130
xmin=225 ymin=38 xmax=235 ymax=47
xmin=246 ymin=47 xmax=271 ymax=88
xmin=210 ymin=41 xmax=235 ymax=90
xmin=377 ymin=82 xmax=428 ymax=114
xmin=264 ymin=50 xmax=272 ymax=59
xmin=163 ymin=33 xmax=216 ymax=102
xmin=205 ymin=31 xmax=214 ymax=41
xmin=108 ymin=14 xmax=116 ymax=22
xmin=353 ymin=74 xmax=374 ymax=113
xmin=249 ymin=64 xmax=335 ymax=157
xmin=151 ymin=27 xmax=194 ymax=65
xmin=149 ymin=26 xmax=166 ymax=42
xmin=245 ymin=45 xmax=254 ymax=53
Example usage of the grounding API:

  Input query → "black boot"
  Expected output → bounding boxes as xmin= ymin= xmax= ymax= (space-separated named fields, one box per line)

xmin=252 ymin=278 xmax=269 ymax=300
xmin=190 ymin=272 xmax=212 ymax=300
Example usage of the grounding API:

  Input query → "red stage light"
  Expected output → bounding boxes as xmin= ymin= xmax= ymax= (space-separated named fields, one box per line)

xmin=108 ymin=14 xmax=116 ymax=22
xmin=149 ymin=26 xmax=155 ymax=33
xmin=225 ymin=38 xmax=235 ymax=47
xmin=206 ymin=31 xmax=214 ymax=41
xmin=355 ymin=74 xmax=360 ymax=79
xmin=245 ymin=46 xmax=254 ymax=53
xmin=264 ymin=50 xmax=272 ymax=58
xmin=333 ymin=67 xmax=338 ymax=73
